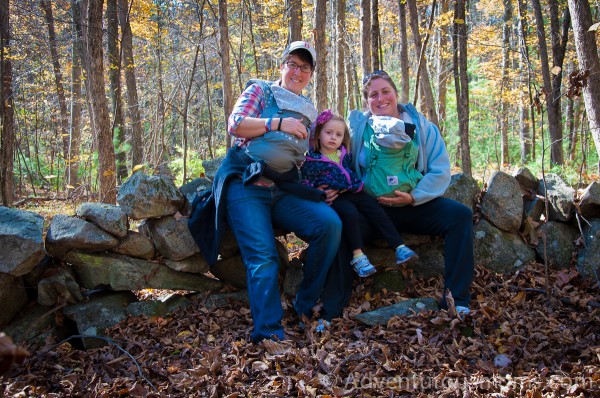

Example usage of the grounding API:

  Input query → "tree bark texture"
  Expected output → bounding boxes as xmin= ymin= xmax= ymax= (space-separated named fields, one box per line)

xmin=500 ymin=0 xmax=512 ymax=166
xmin=40 ymin=0 xmax=70 ymax=168
xmin=516 ymin=0 xmax=533 ymax=162
xmin=453 ymin=0 xmax=471 ymax=176
xmin=532 ymin=0 xmax=563 ymax=165
xmin=218 ymin=0 xmax=234 ymax=148
xmin=436 ymin=0 xmax=450 ymax=133
xmin=0 ymin=0 xmax=15 ymax=205
xmin=567 ymin=0 xmax=600 ymax=171
xmin=371 ymin=0 xmax=381 ymax=71
xmin=287 ymin=0 xmax=302 ymax=42
xmin=107 ymin=0 xmax=127 ymax=182
xmin=407 ymin=0 xmax=438 ymax=126
xmin=360 ymin=0 xmax=372 ymax=77
xmin=118 ymin=0 xmax=143 ymax=169
xmin=398 ymin=0 xmax=410 ymax=103
xmin=86 ymin=0 xmax=117 ymax=203
xmin=314 ymin=0 xmax=328 ymax=111
xmin=335 ymin=0 xmax=346 ymax=115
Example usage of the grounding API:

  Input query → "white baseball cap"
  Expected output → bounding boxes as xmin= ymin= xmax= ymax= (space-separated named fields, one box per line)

xmin=282 ymin=41 xmax=317 ymax=67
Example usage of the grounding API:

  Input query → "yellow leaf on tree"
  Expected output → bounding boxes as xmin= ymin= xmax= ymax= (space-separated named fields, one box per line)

xmin=132 ymin=164 xmax=145 ymax=172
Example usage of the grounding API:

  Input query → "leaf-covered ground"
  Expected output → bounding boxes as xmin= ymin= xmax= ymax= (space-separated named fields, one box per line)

xmin=2 ymin=260 xmax=598 ymax=397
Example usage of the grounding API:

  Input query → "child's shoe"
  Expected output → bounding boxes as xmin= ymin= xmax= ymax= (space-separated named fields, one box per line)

xmin=314 ymin=319 xmax=330 ymax=333
xmin=350 ymin=254 xmax=377 ymax=277
xmin=395 ymin=244 xmax=419 ymax=264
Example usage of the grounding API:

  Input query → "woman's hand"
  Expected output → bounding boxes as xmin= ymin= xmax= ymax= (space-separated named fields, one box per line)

xmin=279 ymin=117 xmax=308 ymax=140
xmin=377 ymin=190 xmax=415 ymax=207
xmin=317 ymin=185 xmax=339 ymax=205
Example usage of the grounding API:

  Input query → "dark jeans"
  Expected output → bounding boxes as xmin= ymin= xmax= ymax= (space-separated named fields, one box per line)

xmin=332 ymin=191 xmax=403 ymax=252
xmin=320 ymin=197 xmax=474 ymax=320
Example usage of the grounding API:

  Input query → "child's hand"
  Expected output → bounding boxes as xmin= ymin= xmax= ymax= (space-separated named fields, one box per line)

xmin=318 ymin=185 xmax=339 ymax=205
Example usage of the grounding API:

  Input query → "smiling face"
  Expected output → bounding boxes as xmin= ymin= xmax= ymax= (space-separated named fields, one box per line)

xmin=365 ymin=77 xmax=401 ymax=118
xmin=317 ymin=119 xmax=347 ymax=155
xmin=280 ymin=54 xmax=313 ymax=95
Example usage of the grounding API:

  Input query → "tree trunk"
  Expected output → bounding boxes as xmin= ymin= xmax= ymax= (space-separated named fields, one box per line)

xmin=86 ymin=0 xmax=117 ymax=203
xmin=182 ymin=45 xmax=200 ymax=184
xmin=398 ymin=0 xmax=409 ymax=103
xmin=0 ymin=0 xmax=15 ymax=205
xmin=500 ymin=0 xmax=512 ymax=167
xmin=407 ymin=0 xmax=439 ymax=126
xmin=40 ymin=0 xmax=70 ymax=171
xmin=314 ymin=0 xmax=328 ymax=111
xmin=516 ymin=0 xmax=533 ymax=162
xmin=532 ymin=0 xmax=564 ymax=166
xmin=118 ymin=0 xmax=143 ymax=170
xmin=371 ymin=0 xmax=380 ymax=71
xmin=218 ymin=0 xmax=234 ymax=148
xmin=436 ymin=0 xmax=450 ymax=133
xmin=69 ymin=21 xmax=82 ymax=193
xmin=549 ymin=3 xmax=570 ymax=158
xmin=360 ymin=0 xmax=372 ymax=77
xmin=568 ymin=0 xmax=600 ymax=172
xmin=453 ymin=0 xmax=471 ymax=176
xmin=335 ymin=0 xmax=346 ymax=115
xmin=287 ymin=0 xmax=302 ymax=42
xmin=107 ymin=0 xmax=127 ymax=182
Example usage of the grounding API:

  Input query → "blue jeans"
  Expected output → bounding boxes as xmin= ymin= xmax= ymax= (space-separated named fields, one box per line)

xmin=225 ymin=179 xmax=341 ymax=342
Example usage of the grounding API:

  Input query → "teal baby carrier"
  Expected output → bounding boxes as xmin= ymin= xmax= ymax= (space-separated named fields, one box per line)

xmin=244 ymin=80 xmax=317 ymax=173
xmin=362 ymin=121 xmax=423 ymax=200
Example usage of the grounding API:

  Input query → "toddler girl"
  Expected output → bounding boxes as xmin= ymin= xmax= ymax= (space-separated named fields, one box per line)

xmin=301 ymin=110 xmax=418 ymax=277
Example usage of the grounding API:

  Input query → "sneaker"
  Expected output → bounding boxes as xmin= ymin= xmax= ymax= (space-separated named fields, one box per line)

xmin=350 ymin=254 xmax=377 ymax=277
xmin=395 ymin=245 xmax=419 ymax=264
xmin=456 ymin=306 xmax=471 ymax=315
xmin=314 ymin=319 xmax=330 ymax=333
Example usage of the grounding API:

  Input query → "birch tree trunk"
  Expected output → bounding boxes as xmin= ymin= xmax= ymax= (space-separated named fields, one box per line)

xmin=567 ymin=0 xmax=600 ymax=172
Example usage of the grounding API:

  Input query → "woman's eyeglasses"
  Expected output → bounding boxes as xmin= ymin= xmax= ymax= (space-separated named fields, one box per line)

xmin=362 ymin=70 xmax=389 ymax=84
xmin=285 ymin=61 xmax=313 ymax=73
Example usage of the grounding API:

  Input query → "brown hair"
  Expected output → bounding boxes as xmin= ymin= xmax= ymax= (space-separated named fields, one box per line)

xmin=312 ymin=113 xmax=351 ymax=152
xmin=362 ymin=71 xmax=399 ymax=101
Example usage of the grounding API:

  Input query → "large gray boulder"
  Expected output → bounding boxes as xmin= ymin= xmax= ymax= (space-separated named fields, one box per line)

xmin=162 ymin=253 xmax=209 ymax=274
xmin=0 ymin=206 xmax=46 ymax=276
xmin=514 ymin=167 xmax=539 ymax=191
xmin=117 ymin=172 xmax=185 ymax=220
xmin=353 ymin=298 xmax=439 ymax=326
xmin=578 ymin=219 xmax=600 ymax=280
xmin=0 ymin=273 xmax=29 ymax=327
xmin=474 ymin=219 xmax=536 ymax=274
xmin=481 ymin=171 xmax=523 ymax=233
xmin=443 ymin=173 xmax=480 ymax=211
xmin=65 ymin=250 xmax=222 ymax=292
xmin=535 ymin=221 xmax=579 ymax=269
xmin=76 ymin=202 xmax=128 ymax=238
xmin=45 ymin=215 xmax=119 ymax=259
xmin=202 ymin=156 xmax=225 ymax=180
xmin=538 ymin=174 xmax=575 ymax=222
xmin=142 ymin=215 xmax=199 ymax=261
xmin=110 ymin=230 xmax=155 ymax=260
xmin=578 ymin=181 xmax=600 ymax=219
xmin=63 ymin=291 xmax=138 ymax=349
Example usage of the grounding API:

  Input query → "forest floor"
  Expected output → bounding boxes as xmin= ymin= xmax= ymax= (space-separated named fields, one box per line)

xmin=1 ymin=201 xmax=599 ymax=397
